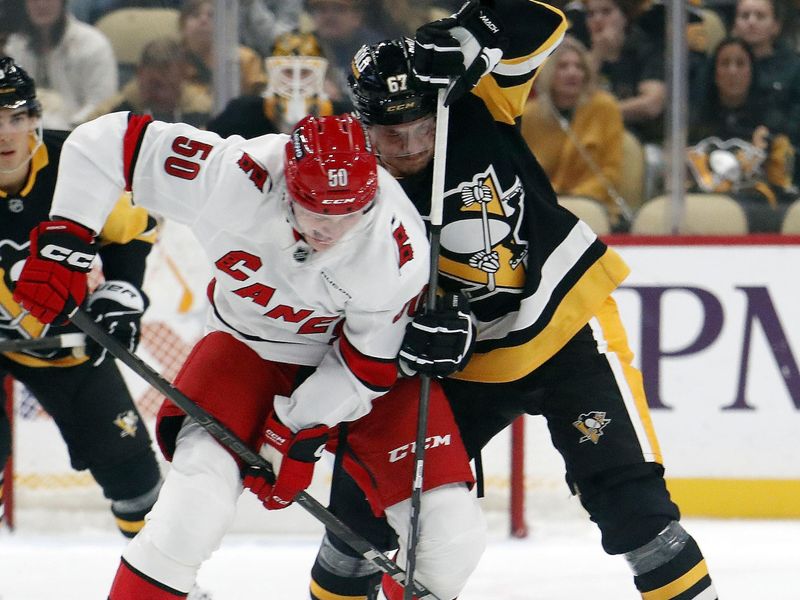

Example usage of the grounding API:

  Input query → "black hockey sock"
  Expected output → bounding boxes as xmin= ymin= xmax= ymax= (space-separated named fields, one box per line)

xmin=310 ymin=559 xmax=380 ymax=600
xmin=633 ymin=535 xmax=717 ymax=599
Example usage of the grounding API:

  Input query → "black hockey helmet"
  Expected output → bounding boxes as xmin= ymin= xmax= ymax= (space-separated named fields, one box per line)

xmin=348 ymin=38 xmax=436 ymax=126
xmin=0 ymin=57 xmax=41 ymax=116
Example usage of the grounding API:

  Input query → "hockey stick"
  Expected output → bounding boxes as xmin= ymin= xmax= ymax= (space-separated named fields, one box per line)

xmin=404 ymin=87 xmax=449 ymax=600
xmin=67 ymin=307 xmax=441 ymax=600
xmin=0 ymin=333 xmax=85 ymax=353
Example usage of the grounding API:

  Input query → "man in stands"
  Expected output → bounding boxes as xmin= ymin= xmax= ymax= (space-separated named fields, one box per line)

xmin=307 ymin=1 xmax=719 ymax=599
xmin=14 ymin=110 xmax=484 ymax=599
xmin=0 ymin=57 xmax=162 ymax=536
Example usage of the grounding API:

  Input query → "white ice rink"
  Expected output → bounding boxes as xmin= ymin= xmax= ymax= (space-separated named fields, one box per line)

xmin=1 ymin=514 xmax=797 ymax=599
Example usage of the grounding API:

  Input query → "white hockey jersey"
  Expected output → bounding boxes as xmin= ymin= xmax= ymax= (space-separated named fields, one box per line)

xmin=50 ymin=112 xmax=429 ymax=431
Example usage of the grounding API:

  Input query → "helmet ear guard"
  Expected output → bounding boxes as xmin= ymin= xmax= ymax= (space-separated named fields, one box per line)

xmin=284 ymin=114 xmax=378 ymax=216
xmin=348 ymin=38 xmax=437 ymax=126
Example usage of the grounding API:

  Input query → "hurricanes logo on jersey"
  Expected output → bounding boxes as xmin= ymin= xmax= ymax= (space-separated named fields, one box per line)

xmin=573 ymin=411 xmax=611 ymax=444
xmin=114 ymin=410 xmax=140 ymax=438
xmin=439 ymin=165 xmax=528 ymax=300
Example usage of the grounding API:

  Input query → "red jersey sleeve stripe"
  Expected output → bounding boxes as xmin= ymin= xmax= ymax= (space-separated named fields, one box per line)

xmin=123 ymin=113 xmax=154 ymax=191
xmin=338 ymin=333 xmax=398 ymax=393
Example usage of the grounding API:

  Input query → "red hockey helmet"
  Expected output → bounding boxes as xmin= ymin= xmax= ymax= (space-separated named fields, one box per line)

xmin=284 ymin=113 xmax=378 ymax=216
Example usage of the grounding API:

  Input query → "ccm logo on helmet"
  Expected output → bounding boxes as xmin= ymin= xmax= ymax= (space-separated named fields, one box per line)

xmin=322 ymin=198 xmax=356 ymax=205
xmin=39 ymin=244 xmax=95 ymax=270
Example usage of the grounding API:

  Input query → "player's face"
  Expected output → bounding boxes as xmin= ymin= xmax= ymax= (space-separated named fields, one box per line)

xmin=0 ymin=108 xmax=37 ymax=176
xmin=715 ymin=43 xmax=752 ymax=107
xmin=291 ymin=201 xmax=367 ymax=252
xmin=734 ymin=0 xmax=780 ymax=51
xmin=367 ymin=115 xmax=436 ymax=178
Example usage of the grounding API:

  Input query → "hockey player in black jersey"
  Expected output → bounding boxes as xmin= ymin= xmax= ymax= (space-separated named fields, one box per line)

xmin=0 ymin=57 xmax=162 ymax=536
xmin=308 ymin=2 xmax=718 ymax=599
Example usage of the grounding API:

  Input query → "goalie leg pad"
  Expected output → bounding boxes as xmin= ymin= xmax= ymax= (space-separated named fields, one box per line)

xmin=123 ymin=421 xmax=241 ymax=593
xmin=384 ymin=483 xmax=486 ymax=600
xmin=628 ymin=522 xmax=717 ymax=599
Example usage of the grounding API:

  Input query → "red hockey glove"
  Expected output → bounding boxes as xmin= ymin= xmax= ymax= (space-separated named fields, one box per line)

xmin=243 ymin=410 xmax=328 ymax=510
xmin=13 ymin=220 xmax=96 ymax=324
xmin=85 ymin=280 xmax=149 ymax=366
xmin=414 ymin=0 xmax=508 ymax=105
xmin=399 ymin=291 xmax=476 ymax=377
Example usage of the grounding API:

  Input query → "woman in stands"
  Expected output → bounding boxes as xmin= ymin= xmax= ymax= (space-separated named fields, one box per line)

xmin=732 ymin=0 xmax=800 ymax=149
xmin=521 ymin=35 xmax=627 ymax=230
xmin=688 ymin=36 xmax=798 ymax=232
xmin=4 ymin=0 xmax=118 ymax=128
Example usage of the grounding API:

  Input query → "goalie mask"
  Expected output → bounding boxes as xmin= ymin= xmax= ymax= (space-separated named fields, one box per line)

xmin=264 ymin=32 xmax=332 ymax=134
xmin=0 ymin=57 xmax=44 ymax=175
xmin=284 ymin=114 xmax=378 ymax=251
xmin=348 ymin=38 xmax=436 ymax=177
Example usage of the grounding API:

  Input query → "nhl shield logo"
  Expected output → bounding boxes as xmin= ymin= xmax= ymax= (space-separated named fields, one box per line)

xmin=114 ymin=410 xmax=140 ymax=438
xmin=573 ymin=411 xmax=611 ymax=444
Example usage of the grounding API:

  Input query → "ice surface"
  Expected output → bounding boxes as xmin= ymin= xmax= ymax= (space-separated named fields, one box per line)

xmin=1 ymin=516 xmax=796 ymax=599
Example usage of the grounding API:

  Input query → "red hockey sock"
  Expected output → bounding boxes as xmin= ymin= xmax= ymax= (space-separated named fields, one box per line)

xmin=108 ymin=558 xmax=188 ymax=599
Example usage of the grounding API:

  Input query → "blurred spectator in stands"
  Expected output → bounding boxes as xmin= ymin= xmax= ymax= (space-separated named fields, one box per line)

xmin=238 ymin=0 xmax=303 ymax=58
xmin=68 ymin=0 xmax=181 ymax=25
xmin=207 ymin=31 xmax=337 ymax=138
xmin=0 ymin=1 xmax=24 ymax=48
xmin=361 ymin=1 xmax=454 ymax=38
xmin=549 ymin=0 xmax=592 ymax=47
xmin=585 ymin=0 xmax=665 ymax=145
xmin=305 ymin=0 xmax=389 ymax=109
xmin=731 ymin=0 xmax=800 ymax=147
xmin=5 ymin=0 xmax=118 ymax=129
xmin=688 ymin=37 xmax=797 ymax=231
xmin=179 ymin=0 xmax=267 ymax=108
xmin=87 ymin=37 xmax=211 ymax=127
xmin=521 ymin=36 xmax=629 ymax=229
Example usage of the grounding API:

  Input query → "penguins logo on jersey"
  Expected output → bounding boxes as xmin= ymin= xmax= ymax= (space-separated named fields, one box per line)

xmin=573 ymin=411 xmax=611 ymax=444
xmin=0 ymin=240 xmax=48 ymax=340
xmin=114 ymin=410 xmax=140 ymax=438
xmin=439 ymin=166 xmax=528 ymax=300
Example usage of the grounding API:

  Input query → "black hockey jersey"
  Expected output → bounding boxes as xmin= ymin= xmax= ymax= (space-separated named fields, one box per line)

xmin=0 ymin=130 xmax=156 ymax=368
xmin=400 ymin=0 xmax=630 ymax=383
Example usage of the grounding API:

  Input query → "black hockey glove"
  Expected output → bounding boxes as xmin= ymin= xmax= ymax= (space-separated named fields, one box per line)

xmin=399 ymin=291 xmax=476 ymax=377
xmin=85 ymin=280 xmax=148 ymax=366
xmin=414 ymin=0 xmax=508 ymax=106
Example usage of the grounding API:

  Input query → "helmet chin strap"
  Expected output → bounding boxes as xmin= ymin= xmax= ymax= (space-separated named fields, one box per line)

xmin=0 ymin=124 xmax=43 ymax=176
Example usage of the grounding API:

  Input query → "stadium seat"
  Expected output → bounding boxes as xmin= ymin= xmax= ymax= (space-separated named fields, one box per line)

xmin=95 ymin=8 xmax=180 ymax=85
xmin=558 ymin=196 xmax=612 ymax=235
xmin=780 ymin=199 xmax=800 ymax=234
xmin=619 ymin=129 xmax=646 ymax=212
xmin=631 ymin=193 xmax=748 ymax=235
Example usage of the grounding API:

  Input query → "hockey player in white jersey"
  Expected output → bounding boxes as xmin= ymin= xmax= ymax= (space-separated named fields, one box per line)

xmin=13 ymin=112 xmax=484 ymax=599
